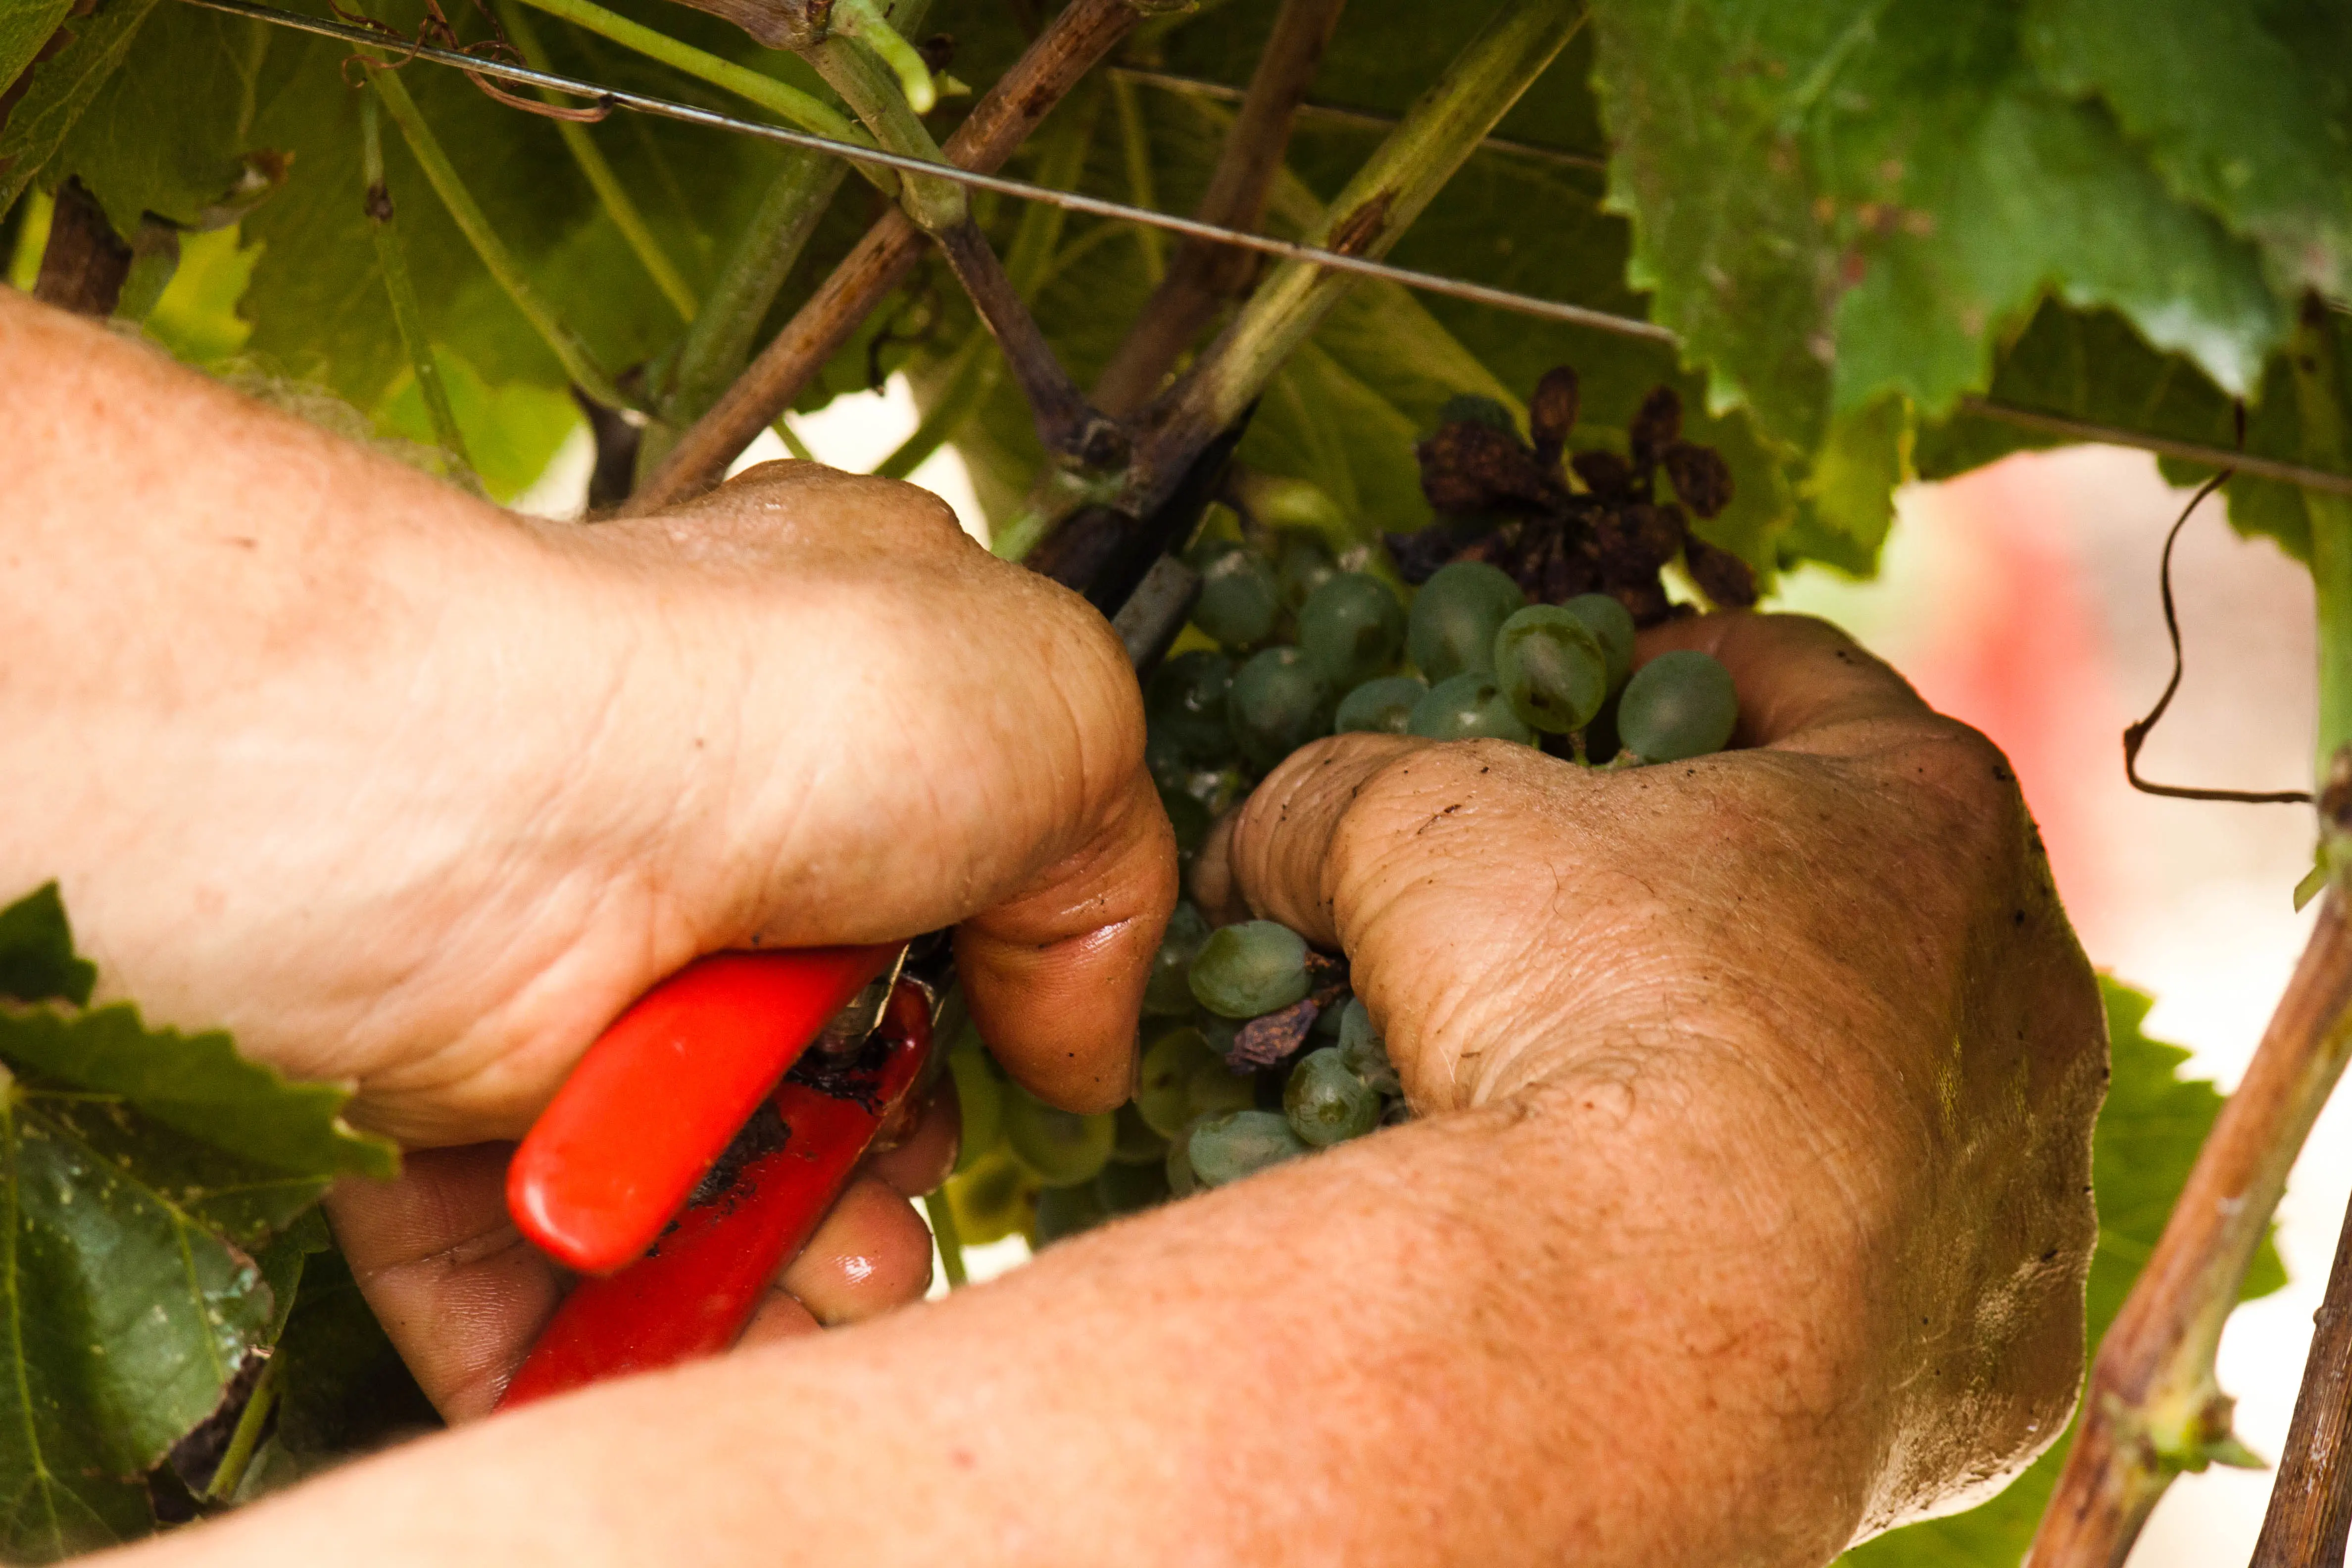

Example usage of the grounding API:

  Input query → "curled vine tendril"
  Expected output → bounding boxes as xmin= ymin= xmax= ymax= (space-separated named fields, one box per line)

xmin=2121 ymin=400 xmax=2314 ymax=806
xmin=334 ymin=0 xmax=612 ymax=122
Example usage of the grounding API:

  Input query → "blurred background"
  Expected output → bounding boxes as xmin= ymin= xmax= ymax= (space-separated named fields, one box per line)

xmin=518 ymin=392 xmax=2334 ymax=1566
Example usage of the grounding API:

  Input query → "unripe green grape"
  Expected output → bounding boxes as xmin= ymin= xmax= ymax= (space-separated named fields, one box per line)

xmin=1299 ymin=572 xmax=1406 ymax=689
xmin=1185 ymin=1050 xmax=1259 ymax=1121
xmin=1192 ymin=544 xmax=1281 ymax=650
xmin=1137 ymin=1028 xmax=1222 ymax=1138
xmin=1562 ymin=593 xmax=1637 ymax=692
xmin=1274 ymin=526 xmax=1340 ymax=610
xmin=1618 ymin=649 xmax=1738 ymax=762
xmin=1002 ymin=1083 xmax=1117 ymax=1186
xmin=1146 ymin=651 xmax=1235 ymax=764
xmin=1144 ymin=901 xmax=1213 ymax=1017
xmin=1227 ymin=647 xmax=1335 ymax=770
xmin=1095 ymin=1157 xmax=1169 ymax=1215
xmin=1335 ymin=674 xmax=1427 ymax=735
xmin=1034 ymin=1181 xmax=1106 ymax=1246
xmin=1409 ymin=672 xmax=1535 ymax=743
xmin=1492 ymin=606 xmax=1609 ymax=734
xmin=1187 ymin=1109 xmax=1312 ymax=1187
xmin=1159 ymin=789 xmax=1212 ymax=869
xmin=1337 ymin=997 xmax=1399 ymax=1095
xmin=1407 ymin=561 xmax=1526 ymax=681
xmin=1188 ymin=920 xmax=1312 ymax=1019
xmin=1110 ymin=1102 xmax=1169 ymax=1165
xmin=946 ymin=1042 xmax=1004 ymax=1174
xmin=1283 ymin=1047 xmax=1381 ymax=1147
xmin=1311 ymin=994 xmax=1349 ymax=1040
xmin=946 ymin=1149 xmax=1034 ymax=1245
xmin=1165 ymin=1123 xmax=1202 ymax=1198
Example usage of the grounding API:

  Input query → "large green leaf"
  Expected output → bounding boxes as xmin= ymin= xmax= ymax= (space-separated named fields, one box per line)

xmin=1841 ymin=977 xmax=2284 ymax=1568
xmin=1912 ymin=301 xmax=2352 ymax=565
xmin=2025 ymin=0 xmax=2352 ymax=302
xmin=1585 ymin=0 xmax=2291 ymax=457
xmin=49 ymin=3 xmax=271 ymax=234
xmin=0 ymin=2 xmax=77 ymax=120
xmin=0 ymin=887 xmax=396 ymax=1562
xmin=0 ymin=0 xmax=161 ymax=218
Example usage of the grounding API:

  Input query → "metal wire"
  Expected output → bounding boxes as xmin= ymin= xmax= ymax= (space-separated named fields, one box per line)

xmin=174 ymin=0 xmax=1678 ymax=344
xmin=1102 ymin=65 xmax=1609 ymax=173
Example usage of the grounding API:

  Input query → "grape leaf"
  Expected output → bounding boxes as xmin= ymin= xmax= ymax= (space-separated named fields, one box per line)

xmin=2024 ymin=0 xmax=2352 ymax=302
xmin=0 ymin=890 xmax=396 ymax=1562
xmin=0 ymin=1007 xmax=396 ymax=1183
xmin=0 ymin=3 xmax=77 ymax=116
xmin=1839 ymin=977 xmax=2285 ymax=1568
xmin=49 ymin=3 xmax=270 ymax=235
xmin=1585 ymin=0 xmax=2291 ymax=457
xmin=0 ymin=0 xmax=161 ymax=219
xmin=0 ymin=884 xmax=93 ymax=1008
xmin=1912 ymin=301 xmax=2352 ymax=565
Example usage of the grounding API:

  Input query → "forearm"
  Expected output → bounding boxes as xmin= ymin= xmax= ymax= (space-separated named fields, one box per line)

xmin=1 ymin=294 xmax=653 ymax=1094
xmin=122 ymin=1050 xmax=1895 ymax=1568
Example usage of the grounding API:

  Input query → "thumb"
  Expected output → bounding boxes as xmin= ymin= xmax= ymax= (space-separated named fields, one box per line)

xmin=1224 ymin=732 xmax=1429 ymax=948
xmin=955 ymin=769 xmax=1177 ymax=1113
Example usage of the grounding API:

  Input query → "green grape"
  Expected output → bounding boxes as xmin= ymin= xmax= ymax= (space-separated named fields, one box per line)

xmin=946 ymin=1149 xmax=1034 ymax=1245
xmin=946 ymin=1042 xmax=1004 ymax=1175
xmin=1145 ymin=651 xmax=1235 ymax=764
xmin=1186 ymin=1049 xmax=1259 ymax=1121
xmin=1407 ymin=561 xmax=1526 ymax=682
xmin=1165 ymin=1123 xmax=1201 ymax=1198
xmin=1144 ymin=901 xmax=1213 ymax=1017
xmin=1187 ymin=1109 xmax=1312 ymax=1187
xmin=1562 ymin=593 xmax=1636 ymax=692
xmin=1274 ymin=526 xmax=1340 ymax=610
xmin=1438 ymin=392 xmax=1516 ymax=434
xmin=1283 ymin=1047 xmax=1381 ymax=1147
xmin=1227 ymin=647 xmax=1335 ymax=770
xmin=1492 ymin=606 xmax=1609 ymax=734
xmin=1111 ymin=1102 xmax=1170 ymax=1165
xmin=1160 ymin=789 xmax=1212 ymax=869
xmin=1137 ymin=1028 xmax=1220 ymax=1138
xmin=1311 ymin=994 xmax=1349 ymax=1040
xmin=1095 ymin=1157 xmax=1170 ymax=1215
xmin=1002 ymin=1083 xmax=1117 ymax=1186
xmin=1193 ymin=543 xmax=1281 ymax=650
xmin=1334 ymin=674 xmax=1427 ymax=735
xmin=1034 ymin=1181 xmax=1107 ymax=1246
xmin=1299 ymin=572 xmax=1407 ymax=689
xmin=1618 ymin=649 xmax=1738 ymax=762
xmin=1409 ymin=672 xmax=1535 ymax=743
xmin=1337 ymin=997 xmax=1400 ymax=1095
xmin=1189 ymin=920 xmax=1311 ymax=1018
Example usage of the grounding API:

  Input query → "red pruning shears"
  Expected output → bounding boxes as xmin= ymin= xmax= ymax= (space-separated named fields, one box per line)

xmin=496 ymin=942 xmax=942 ymax=1409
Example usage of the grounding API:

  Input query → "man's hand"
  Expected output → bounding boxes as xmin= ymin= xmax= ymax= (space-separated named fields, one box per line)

xmin=3 ymin=294 xmax=1170 ymax=1146
xmin=1222 ymin=609 xmax=2104 ymax=1540
xmin=112 ymin=612 xmax=2105 ymax=1568
xmin=2 ymin=292 xmax=1171 ymax=1412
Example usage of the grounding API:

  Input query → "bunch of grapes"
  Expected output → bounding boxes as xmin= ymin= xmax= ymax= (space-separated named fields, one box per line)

xmin=941 ymin=370 xmax=1746 ymax=1250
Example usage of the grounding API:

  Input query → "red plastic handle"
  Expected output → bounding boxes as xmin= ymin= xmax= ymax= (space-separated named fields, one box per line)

xmin=506 ymin=945 xmax=898 ymax=1274
xmin=496 ymin=981 xmax=933 ymax=1410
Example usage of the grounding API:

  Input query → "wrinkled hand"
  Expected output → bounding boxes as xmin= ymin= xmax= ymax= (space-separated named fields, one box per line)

xmin=7 ymin=295 xmax=1172 ymax=1423
xmin=287 ymin=462 xmax=1173 ymax=1417
xmin=1217 ymin=612 xmax=2104 ymax=1541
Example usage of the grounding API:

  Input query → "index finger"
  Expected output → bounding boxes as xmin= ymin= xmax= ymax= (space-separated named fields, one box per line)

xmin=1636 ymin=611 xmax=1935 ymax=752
